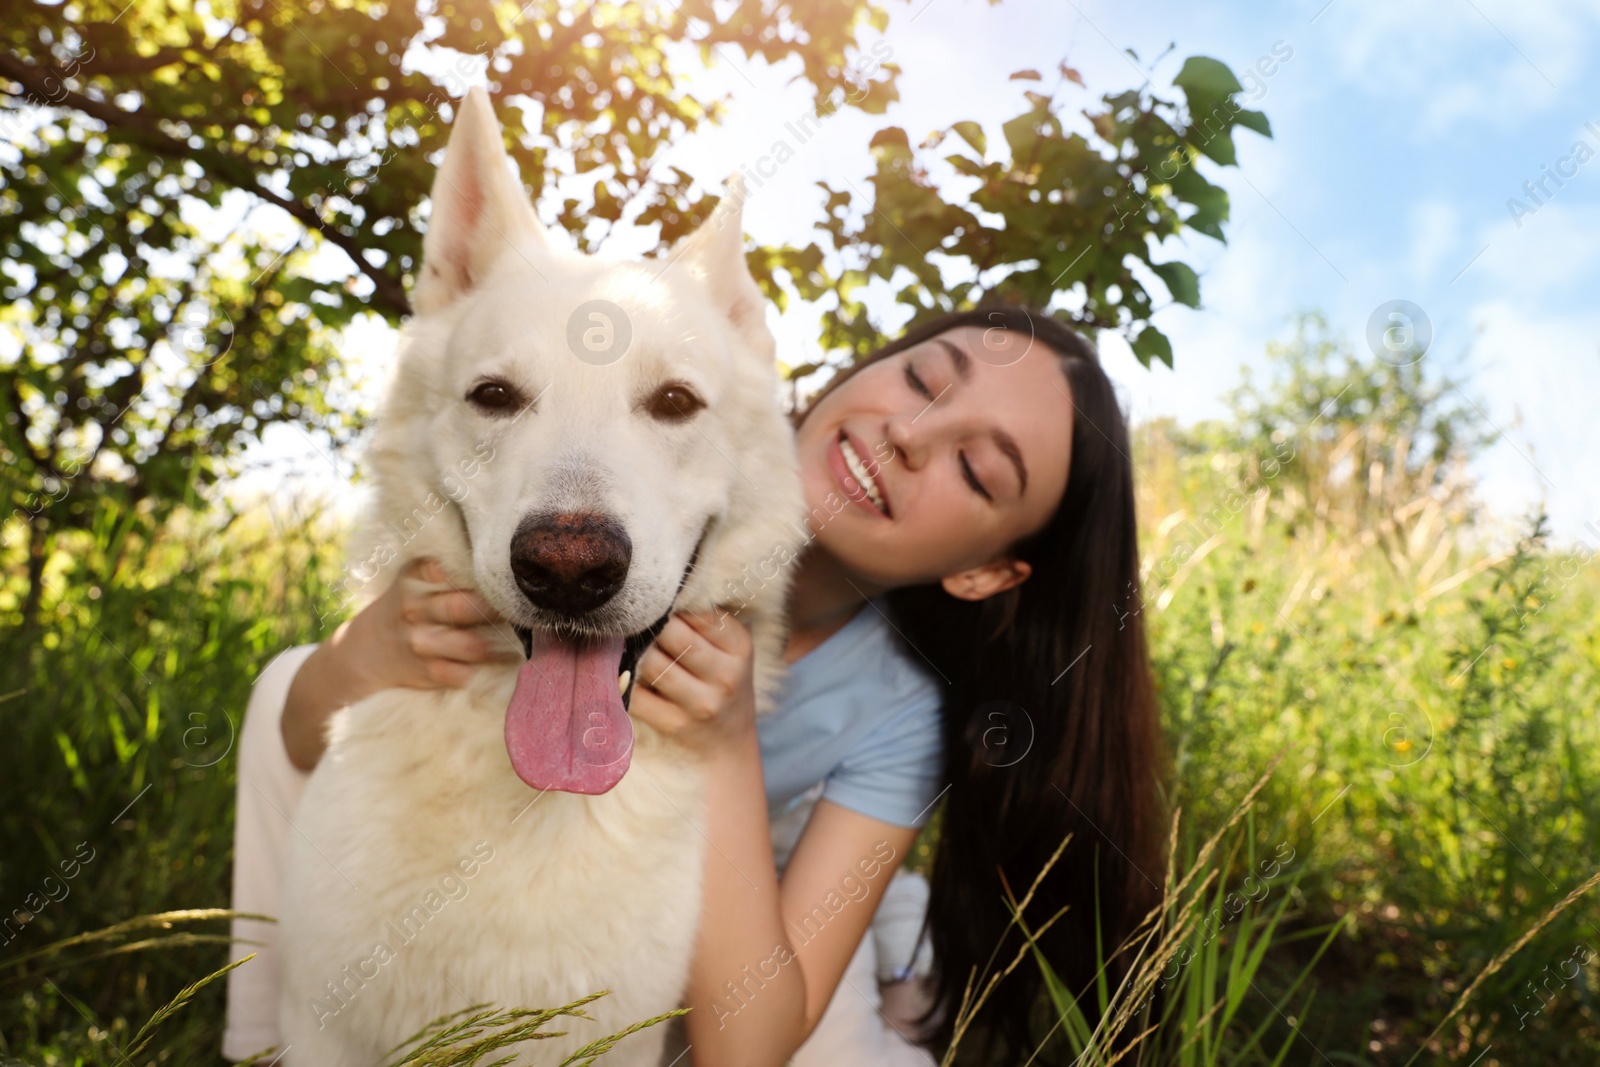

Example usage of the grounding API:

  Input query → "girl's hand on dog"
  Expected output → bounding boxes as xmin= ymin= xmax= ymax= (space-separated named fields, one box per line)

xmin=345 ymin=556 xmax=520 ymax=694
xmin=628 ymin=609 xmax=758 ymax=756
xmin=282 ymin=556 xmax=518 ymax=769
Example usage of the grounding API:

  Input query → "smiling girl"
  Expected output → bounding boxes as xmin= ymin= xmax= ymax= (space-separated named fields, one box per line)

xmin=224 ymin=306 xmax=1166 ymax=1067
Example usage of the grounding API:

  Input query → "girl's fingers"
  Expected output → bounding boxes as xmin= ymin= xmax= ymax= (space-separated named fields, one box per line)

xmin=648 ymin=616 xmax=716 ymax=679
xmin=408 ymin=623 xmax=494 ymax=665
xmin=420 ymin=659 xmax=479 ymax=688
xmin=635 ymin=642 xmax=718 ymax=719
xmin=634 ymin=641 xmax=688 ymax=693
xmin=481 ymin=625 xmax=527 ymax=663
xmin=402 ymin=557 xmax=477 ymax=601
xmin=649 ymin=614 xmax=696 ymax=656
xmin=624 ymin=684 xmax=692 ymax=736
xmin=461 ymin=623 xmax=525 ymax=664
xmin=651 ymin=614 xmax=744 ymax=688
xmin=423 ymin=588 xmax=502 ymax=627
xmin=676 ymin=608 xmax=750 ymax=655
xmin=401 ymin=556 xmax=439 ymax=582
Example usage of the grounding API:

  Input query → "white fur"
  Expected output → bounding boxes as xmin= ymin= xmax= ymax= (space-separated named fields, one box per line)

xmin=277 ymin=88 xmax=804 ymax=1065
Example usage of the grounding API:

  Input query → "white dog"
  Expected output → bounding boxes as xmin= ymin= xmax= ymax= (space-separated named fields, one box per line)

xmin=276 ymin=87 xmax=804 ymax=1066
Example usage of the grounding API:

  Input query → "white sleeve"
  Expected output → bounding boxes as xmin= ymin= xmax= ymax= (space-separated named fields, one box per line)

xmin=222 ymin=643 xmax=317 ymax=1062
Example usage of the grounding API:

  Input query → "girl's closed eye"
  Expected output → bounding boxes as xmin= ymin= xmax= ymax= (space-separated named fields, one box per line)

xmin=959 ymin=452 xmax=991 ymax=500
xmin=906 ymin=359 xmax=992 ymax=500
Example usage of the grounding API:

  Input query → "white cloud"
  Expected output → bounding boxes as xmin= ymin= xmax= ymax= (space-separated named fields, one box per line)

xmin=1315 ymin=0 xmax=1595 ymax=132
xmin=1470 ymin=198 xmax=1600 ymax=296
xmin=1464 ymin=297 xmax=1600 ymax=545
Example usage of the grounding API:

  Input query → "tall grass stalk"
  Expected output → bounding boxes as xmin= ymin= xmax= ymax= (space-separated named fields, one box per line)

xmin=1402 ymin=864 xmax=1600 ymax=1066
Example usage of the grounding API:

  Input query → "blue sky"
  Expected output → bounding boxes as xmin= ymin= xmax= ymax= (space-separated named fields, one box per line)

xmin=246 ymin=0 xmax=1600 ymax=544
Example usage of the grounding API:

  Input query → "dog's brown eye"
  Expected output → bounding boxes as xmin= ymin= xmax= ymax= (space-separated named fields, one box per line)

xmin=466 ymin=378 xmax=527 ymax=416
xmin=644 ymin=383 xmax=705 ymax=423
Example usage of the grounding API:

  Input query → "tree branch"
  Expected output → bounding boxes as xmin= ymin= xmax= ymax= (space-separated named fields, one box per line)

xmin=76 ymin=48 xmax=194 ymax=78
xmin=0 ymin=50 xmax=412 ymax=317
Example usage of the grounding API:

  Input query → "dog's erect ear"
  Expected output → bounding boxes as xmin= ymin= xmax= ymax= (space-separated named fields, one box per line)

xmin=670 ymin=174 xmax=774 ymax=361
xmin=414 ymin=87 xmax=544 ymax=316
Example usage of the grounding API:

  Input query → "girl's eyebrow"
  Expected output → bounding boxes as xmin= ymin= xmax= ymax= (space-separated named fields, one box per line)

xmin=933 ymin=338 xmax=972 ymax=381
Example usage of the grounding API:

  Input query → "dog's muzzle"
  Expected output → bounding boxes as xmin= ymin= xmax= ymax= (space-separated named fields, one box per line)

xmin=502 ymin=521 xmax=711 ymax=796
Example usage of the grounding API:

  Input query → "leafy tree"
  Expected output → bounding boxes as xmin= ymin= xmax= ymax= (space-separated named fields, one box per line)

xmin=0 ymin=0 xmax=906 ymax=626
xmin=1 ymin=1 xmax=1270 ymax=627
xmin=802 ymin=55 xmax=1270 ymax=367
xmin=1223 ymin=313 xmax=1490 ymax=532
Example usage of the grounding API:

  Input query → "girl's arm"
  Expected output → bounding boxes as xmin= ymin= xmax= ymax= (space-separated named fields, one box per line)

xmin=630 ymin=611 xmax=919 ymax=1067
xmin=281 ymin=557 xmax=516 ymax=769
xmin=775 ymin=799 xmax=919 ymax=1035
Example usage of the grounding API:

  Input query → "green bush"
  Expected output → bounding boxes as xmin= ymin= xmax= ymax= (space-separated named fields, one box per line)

xmin=1128 ymin=320 xmax=1600 ymax=1064
xmin=0 ymin=497 xmax=342 ymax=1065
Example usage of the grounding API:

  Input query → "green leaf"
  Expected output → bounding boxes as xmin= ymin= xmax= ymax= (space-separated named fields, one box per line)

xmin=1001 ymin=107 xmax=1050 ymax=164
xmin=1152 ymin=260 xmax=1201 ymax=308
xmin=945 ymin=153 xmax=987 ymax=178
xmin=1235 ymin=108 xmax=1273 ymax=138
xmin=1133 ymin=324 xmax=1174 ymax=368
xmin=950 ymin=120 xmax=986 ymax=158
xmin=1171 ymin=169 xmax=1231 ymax=241
xmin=1009 ymin=901 xmax=1099 ymax=1056
xmin=868 ymin=125 xmax=913 ymax=154
xmin=1174 ymin=56 xmax=1250 ymax=165
xmin=1172 ymin=56 xmax=1244 ymax=99
xmin=1194 ymin=126 xmax=1238 ymax=166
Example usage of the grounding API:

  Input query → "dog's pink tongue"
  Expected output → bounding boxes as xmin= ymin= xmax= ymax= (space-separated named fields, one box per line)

xmin=505 ymin=635 xmax=633 ymax=794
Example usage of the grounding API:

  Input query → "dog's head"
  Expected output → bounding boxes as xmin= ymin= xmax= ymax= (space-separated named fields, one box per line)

xmin=359 ymin=88 xmax=802 ymax=794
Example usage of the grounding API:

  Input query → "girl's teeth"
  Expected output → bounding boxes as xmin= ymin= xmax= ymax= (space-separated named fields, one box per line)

xmin=840 ymin=437 xmax=885 ymax=512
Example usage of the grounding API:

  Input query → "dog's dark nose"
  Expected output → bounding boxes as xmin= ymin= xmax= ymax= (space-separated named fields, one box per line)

xmin=510 ymin=513 xmax=632 ymax=616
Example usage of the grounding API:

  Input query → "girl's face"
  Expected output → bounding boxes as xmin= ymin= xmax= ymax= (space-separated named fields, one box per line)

xmin=795 ymin=325 xmax=1075 ymax=597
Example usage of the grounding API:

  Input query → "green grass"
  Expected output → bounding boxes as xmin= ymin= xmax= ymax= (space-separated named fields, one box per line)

xmin=1112 ymin=325 xmax=1600 ymax=1062
xmin=3 ymin=329 xmax=1598 ymax=1065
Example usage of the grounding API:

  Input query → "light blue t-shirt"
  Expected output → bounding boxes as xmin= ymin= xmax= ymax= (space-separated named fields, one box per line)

xmin=756 ymin=599 xmax=946 ymax=829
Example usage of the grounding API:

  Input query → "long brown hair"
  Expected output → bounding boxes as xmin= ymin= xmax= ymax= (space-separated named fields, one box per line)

xmin=796 ymin=306 xmax=1168 ymax=1064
